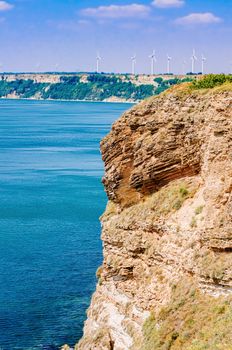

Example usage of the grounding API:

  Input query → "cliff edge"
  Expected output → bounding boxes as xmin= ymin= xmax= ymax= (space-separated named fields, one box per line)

xmin=77 ymin=81 xmax=232 ymax=350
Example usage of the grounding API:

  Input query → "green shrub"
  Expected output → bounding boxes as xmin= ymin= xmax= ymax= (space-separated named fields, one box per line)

xmin=171 ymin=186 xmax=190 ymax=210
xmin=191 ymin=74 xmax=232 ymax=90
xmin=179 ymin=186 xmax=189 ymax=197
xmin=154 ymin=77 xmax=163 ymax=84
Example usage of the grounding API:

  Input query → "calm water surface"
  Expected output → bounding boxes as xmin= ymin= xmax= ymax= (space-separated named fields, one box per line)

xmin=0 ymin=99 xmax=132 ymax=350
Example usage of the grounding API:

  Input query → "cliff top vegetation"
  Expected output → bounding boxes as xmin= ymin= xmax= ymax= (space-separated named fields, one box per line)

xmin=191 ymin=74 xmax=232 ymax=90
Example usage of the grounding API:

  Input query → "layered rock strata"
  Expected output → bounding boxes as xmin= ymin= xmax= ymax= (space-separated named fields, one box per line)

xmin=77 ymin=85 xmax=232 ymax=350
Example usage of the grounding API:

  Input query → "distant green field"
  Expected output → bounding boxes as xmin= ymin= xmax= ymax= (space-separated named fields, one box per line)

xmin=0 ymin=75 xmax=192 ymax=102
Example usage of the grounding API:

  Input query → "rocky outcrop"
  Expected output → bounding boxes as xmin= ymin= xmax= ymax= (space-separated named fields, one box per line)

xmin=77 ymin=84 xmax=232 ymax=350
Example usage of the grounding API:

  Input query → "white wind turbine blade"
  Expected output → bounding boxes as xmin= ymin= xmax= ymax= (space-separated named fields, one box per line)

xmin=167 ymin=54 xmax=172 ymax=74
xmin=149 ymin=50 xmax=156 ymax=60
xmin=149 ymin=50 xmax=157 ymax=75
xmin=153 ymin=50 xmax=157 ymax=62
xmin=192 ymin=49 xmax=198 ymax=61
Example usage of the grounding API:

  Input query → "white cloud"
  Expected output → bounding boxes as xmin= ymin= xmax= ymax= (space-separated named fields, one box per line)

xmin=175 ymin=12 xmax=222 ymax=25
xmin=81 ymin=4 xmax=151 ymax=19
xmin=0 ymin=1 xmax=13 ymax=11
xmin=152 ymin=0 xmax=184 ymax=8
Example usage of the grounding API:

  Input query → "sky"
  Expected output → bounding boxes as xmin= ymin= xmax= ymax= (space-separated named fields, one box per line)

xmin=0 ymin=0 xmax=232 ymax=74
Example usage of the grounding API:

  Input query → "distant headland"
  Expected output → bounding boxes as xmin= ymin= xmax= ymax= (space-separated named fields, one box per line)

xmin=0 ymin=72 xmax=194 ymax=103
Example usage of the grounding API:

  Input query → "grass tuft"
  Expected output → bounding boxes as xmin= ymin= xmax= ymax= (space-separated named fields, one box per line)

xmin=195 ymin=206 xmax=204 ymax=215
xmin=141 ymin=277 xmax=232 ymax=350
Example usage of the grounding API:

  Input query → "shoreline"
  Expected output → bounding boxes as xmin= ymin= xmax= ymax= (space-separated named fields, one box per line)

xmin=0 ymin=96 xmax=137 ymax=105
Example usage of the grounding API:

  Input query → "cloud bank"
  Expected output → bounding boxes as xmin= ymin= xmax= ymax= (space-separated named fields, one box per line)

xmin=152 ymin=0 xmax=185 ymax=8
xmin=81 ymin=4 xmax=151 ymax=19
xmin=0 ymin=1 xmax=13 ymax=11
xmin=176 ymin=12 xmax=222 ymax=25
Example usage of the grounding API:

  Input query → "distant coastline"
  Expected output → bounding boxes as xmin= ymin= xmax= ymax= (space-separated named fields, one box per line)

xmin=0 ymin=73 xmax=194 ymax=103
xmin=0 ymin=96 xmax=136 ymax=104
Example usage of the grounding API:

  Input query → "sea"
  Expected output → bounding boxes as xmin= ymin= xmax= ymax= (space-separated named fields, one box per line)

xmin=0 ymin=99 xmax=132 ymax=350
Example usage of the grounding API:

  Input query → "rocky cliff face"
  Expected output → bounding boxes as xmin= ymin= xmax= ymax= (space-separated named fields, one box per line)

xmin=77 ymin=84 xmax=232 ymax=350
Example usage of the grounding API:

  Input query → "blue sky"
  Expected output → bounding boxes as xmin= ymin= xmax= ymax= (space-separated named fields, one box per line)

xmin=0 ymin=0 xmax=231 ymax=73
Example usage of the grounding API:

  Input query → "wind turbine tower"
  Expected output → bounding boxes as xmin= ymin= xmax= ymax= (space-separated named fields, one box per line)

xmin=167 ymin=55 xmax=172 ymax=74
xmin=201 ymin=54 xmax=206 ymax=74
xmin=149 ymin=50 xmax=157 ymax=75
xmin=96 ymin=53 xmax=102 ymax=73
xmin=131 ymin=54 xmax=136 ymax=75
xmin=191 ymin=49 xmax=198 ymax=74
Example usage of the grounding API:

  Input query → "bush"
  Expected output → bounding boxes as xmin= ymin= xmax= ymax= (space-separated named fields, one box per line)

xmin=0 ymin=79 xmax=48 ymax=98
xmin=154 ymin=77 xmax=163 ymax=84
xmin=60 ymin=76 xmax=80 ymax=84
xmin=191 ymin=74 xmax=232 ymax=90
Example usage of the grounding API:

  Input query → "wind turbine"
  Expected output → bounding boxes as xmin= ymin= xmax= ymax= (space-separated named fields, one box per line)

xmin=167 ymin=54 xmax=172 ymax=74
xmin=96 ymin=53 xmax=102 ymax=73
xmin=191 ymin=49 xmax=198 ymax=74
xmin=201 ymin=54 xmax=206 ymax=74
xmin=149 ymin=50 xmax=157 ymax=75
xmin=131 ymin=54 xmax=136 ymax=75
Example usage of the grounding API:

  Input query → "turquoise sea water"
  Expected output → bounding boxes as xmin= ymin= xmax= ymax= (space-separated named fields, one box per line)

xmin=0 ymin=99 xmax=132 ymax=350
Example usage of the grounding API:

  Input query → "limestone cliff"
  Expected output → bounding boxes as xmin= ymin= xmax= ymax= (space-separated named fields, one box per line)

xmin=77 ymin=82 xmax=232 ymax=350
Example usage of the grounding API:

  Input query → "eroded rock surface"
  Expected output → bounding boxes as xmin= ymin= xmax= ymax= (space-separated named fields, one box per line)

xmin=77 ymin=86 xmax=232 ymax=350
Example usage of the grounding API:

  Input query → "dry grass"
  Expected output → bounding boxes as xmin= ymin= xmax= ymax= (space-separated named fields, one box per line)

xmin=194 ymin=206 xmax=204 ymax=215
xmin=190 ymin=217 xmax=197 ymax=228
xmin=142 ymin=277 xmax=232 ymax=350
xmin=144 ymin=179 xmax=197 ymax=218
xmin=199 ymin=251 xmax=232 ymax=281
xmin=102 ymin=178 xmax=198 ymax=230
xmin=161 ymin=76 xmax=232 ymax=100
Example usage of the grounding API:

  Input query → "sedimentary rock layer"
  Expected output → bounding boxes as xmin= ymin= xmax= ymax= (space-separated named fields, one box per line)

xmin=77 ymin=84 xmax=232 ymax=350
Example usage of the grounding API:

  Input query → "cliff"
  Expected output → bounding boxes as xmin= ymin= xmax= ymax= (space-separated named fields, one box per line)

xmin=77 ymin=80 xmax=232 ymax=350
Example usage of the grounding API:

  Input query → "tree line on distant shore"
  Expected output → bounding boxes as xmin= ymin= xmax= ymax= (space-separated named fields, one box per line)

xmin=0 ymin=74 xmax=193 ymax=101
